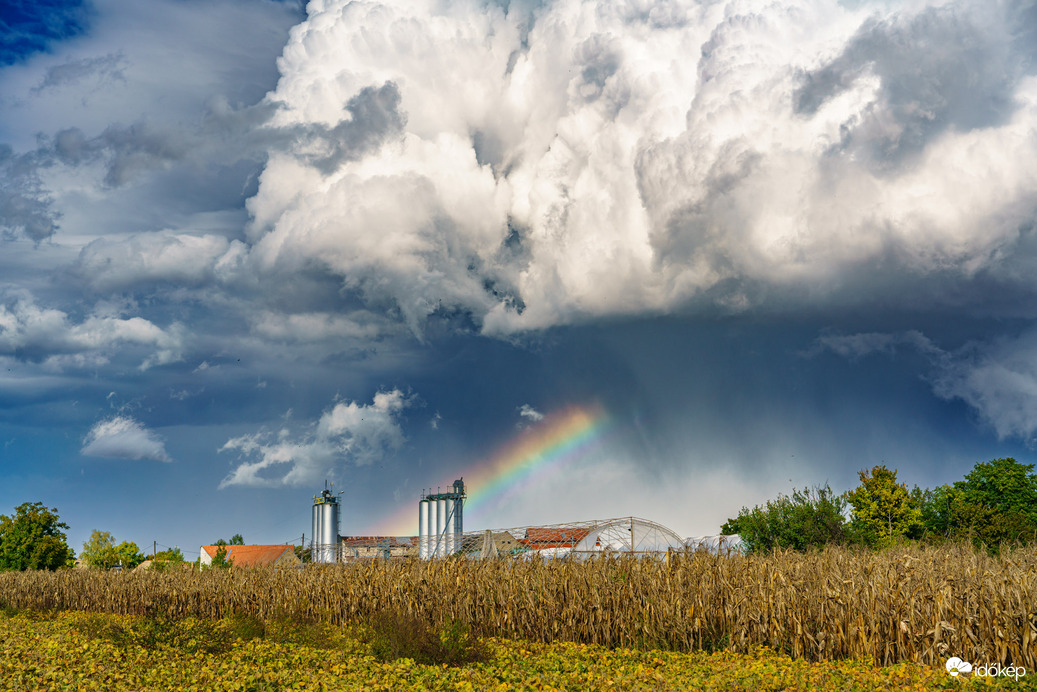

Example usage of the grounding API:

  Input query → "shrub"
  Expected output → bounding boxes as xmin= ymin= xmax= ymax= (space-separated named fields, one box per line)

xmin=366 ymin=611 xmax=487 ymax=667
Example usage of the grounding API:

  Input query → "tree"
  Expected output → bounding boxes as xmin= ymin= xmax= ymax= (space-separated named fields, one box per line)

xmin=114 ymin=541 xmax=145 ymax=569
xmin=844 ymin=465 xmax=922 ymax=548
xmin=949 ymin=458 xmax=1037 ymax=547
xmin=81 ymin=530 xmax=145 ymax=570
xmin=153 ymin=547 xmax=184 ymax=563
xmin=0 ymin=502 xmax=74 ymax=571
xmin=151 ymin=546 xmax=185 ymax=572
xmin=721 ymin=484 xmax=849 ymax=553
xmin=213 ymin=535 xmax=244 ymax=547
xmin=913 ymin=484 xmax=957 ymax=539
xmin=209 ymin=545 xmax=232 ymax=569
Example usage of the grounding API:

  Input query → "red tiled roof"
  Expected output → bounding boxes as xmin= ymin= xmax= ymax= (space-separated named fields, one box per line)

xmin=522 ymin=527 xmax=592 ymax=548
xmin=200 ymin=545 xmax=296 ymax=567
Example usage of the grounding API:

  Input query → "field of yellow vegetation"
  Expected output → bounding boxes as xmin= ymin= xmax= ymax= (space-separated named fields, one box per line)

xmin=0 ymin=609 xmax=1029 ymax=691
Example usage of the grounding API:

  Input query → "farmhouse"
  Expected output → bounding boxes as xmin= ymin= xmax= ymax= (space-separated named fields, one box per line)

xmin=199 ymin=544 xmax=300 ymax=568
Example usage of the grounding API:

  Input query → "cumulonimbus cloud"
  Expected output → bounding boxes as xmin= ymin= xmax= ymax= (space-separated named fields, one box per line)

xmin=243 ymin=0 xmax=1037 ymax=335
xmin=82 ymin=416 xmax=172 ymax=462
xmin=219 ymin=389 xmax=410 ymax=488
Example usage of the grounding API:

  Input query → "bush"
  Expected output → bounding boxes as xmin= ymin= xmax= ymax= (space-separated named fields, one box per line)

xmin=366 ymin=611 xmax=487 ymax=667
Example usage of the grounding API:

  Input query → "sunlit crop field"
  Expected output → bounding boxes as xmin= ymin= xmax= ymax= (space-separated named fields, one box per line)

xmin=0 ymin=610 xmax=1027 ymax=691
xmin=2 ymin=544 xmax=1035 ymax=670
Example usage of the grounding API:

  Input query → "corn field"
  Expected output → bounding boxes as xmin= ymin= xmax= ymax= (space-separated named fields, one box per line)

xmin=1 ymin=543 xmax=1034 ymax=667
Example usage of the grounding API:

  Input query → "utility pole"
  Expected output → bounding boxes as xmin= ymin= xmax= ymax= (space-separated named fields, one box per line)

xmin=154 ymin=541 xmax=157 ymax=559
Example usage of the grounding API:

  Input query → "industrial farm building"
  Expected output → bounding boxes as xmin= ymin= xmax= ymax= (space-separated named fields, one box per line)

xmin=335 ymin=518 xmax=743 ymax=561
xmin=308 ymin=478 xmax=744 ymax=563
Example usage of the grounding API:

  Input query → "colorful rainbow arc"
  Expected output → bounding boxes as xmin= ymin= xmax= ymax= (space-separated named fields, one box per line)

xmin=370 ymin=405 xmax=610 ymax=536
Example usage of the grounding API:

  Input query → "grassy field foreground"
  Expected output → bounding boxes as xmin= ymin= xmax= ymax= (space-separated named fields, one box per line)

xmin=0 ymin=609 xmax=1029 ymax=691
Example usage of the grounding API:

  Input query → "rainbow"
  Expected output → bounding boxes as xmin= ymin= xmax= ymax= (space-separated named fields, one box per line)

xmin=369 ymin=404 xmax=610 ymax=536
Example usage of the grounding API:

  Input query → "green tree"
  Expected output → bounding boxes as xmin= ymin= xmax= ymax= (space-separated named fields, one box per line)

xmin=153 ymin=547 xmax=184 ymax=563
xmin=0 ymin=502 xmax=73 ymax=571
xmin=721 ymin=484 xmax=849 ymax=553
xmin=209 ymin=545 xmax=232 ymax=569
xmin=150 ymin=546 xmax=185 ymax=572
xmin=114 ymin=541 xmax=145 ymax=569
xmin=844 ymin=465 xmax=922 ymax=548
xmin=949 ymin=458 xmax=1037 ymax=547
xmin=212 ymin=535 xmax=243 ymax=547
xmin=912 ymin=484 xmax=957 ymax=539
xmin=81 ymin=530 xmax=145 ymax=570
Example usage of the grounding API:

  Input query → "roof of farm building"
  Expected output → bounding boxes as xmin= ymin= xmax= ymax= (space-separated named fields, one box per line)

xmin=200 ymin=545 xmax=298 ymax=567
xmin=522 ymin=527 xmax=593 ymax=548
xmin=341 ymin=536 xmax=417 ymax=547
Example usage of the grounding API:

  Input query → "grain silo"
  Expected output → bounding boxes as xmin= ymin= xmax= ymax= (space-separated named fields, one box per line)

xmin=417 ymin=479 xmax=465 ymax=559
xmin=311 ymin=485 xmax=340 ymax=563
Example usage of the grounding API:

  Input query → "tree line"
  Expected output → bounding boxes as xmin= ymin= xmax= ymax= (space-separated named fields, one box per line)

xmin=3 ymin=456 xmax=1035 ymax=569
xmin=722 ymin=457 xmax=1037 ymax=553
xmin=0 ymin=504 xmax=241 ymax=572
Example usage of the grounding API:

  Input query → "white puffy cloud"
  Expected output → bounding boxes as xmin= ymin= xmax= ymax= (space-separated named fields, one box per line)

xmin=219 ymin=389 xmax=410 ymax=487
xmin=0 ymin=291 xmax=183 ymax=369
xmin=81 ymin=415 xmax=172 ymax=462
xmin=244 ymin=0 xmax=1037 ymax=336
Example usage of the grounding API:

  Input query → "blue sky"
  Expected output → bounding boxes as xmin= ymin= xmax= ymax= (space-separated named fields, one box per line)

xmin=1 ymin=0 xmax=1036 ymax=561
